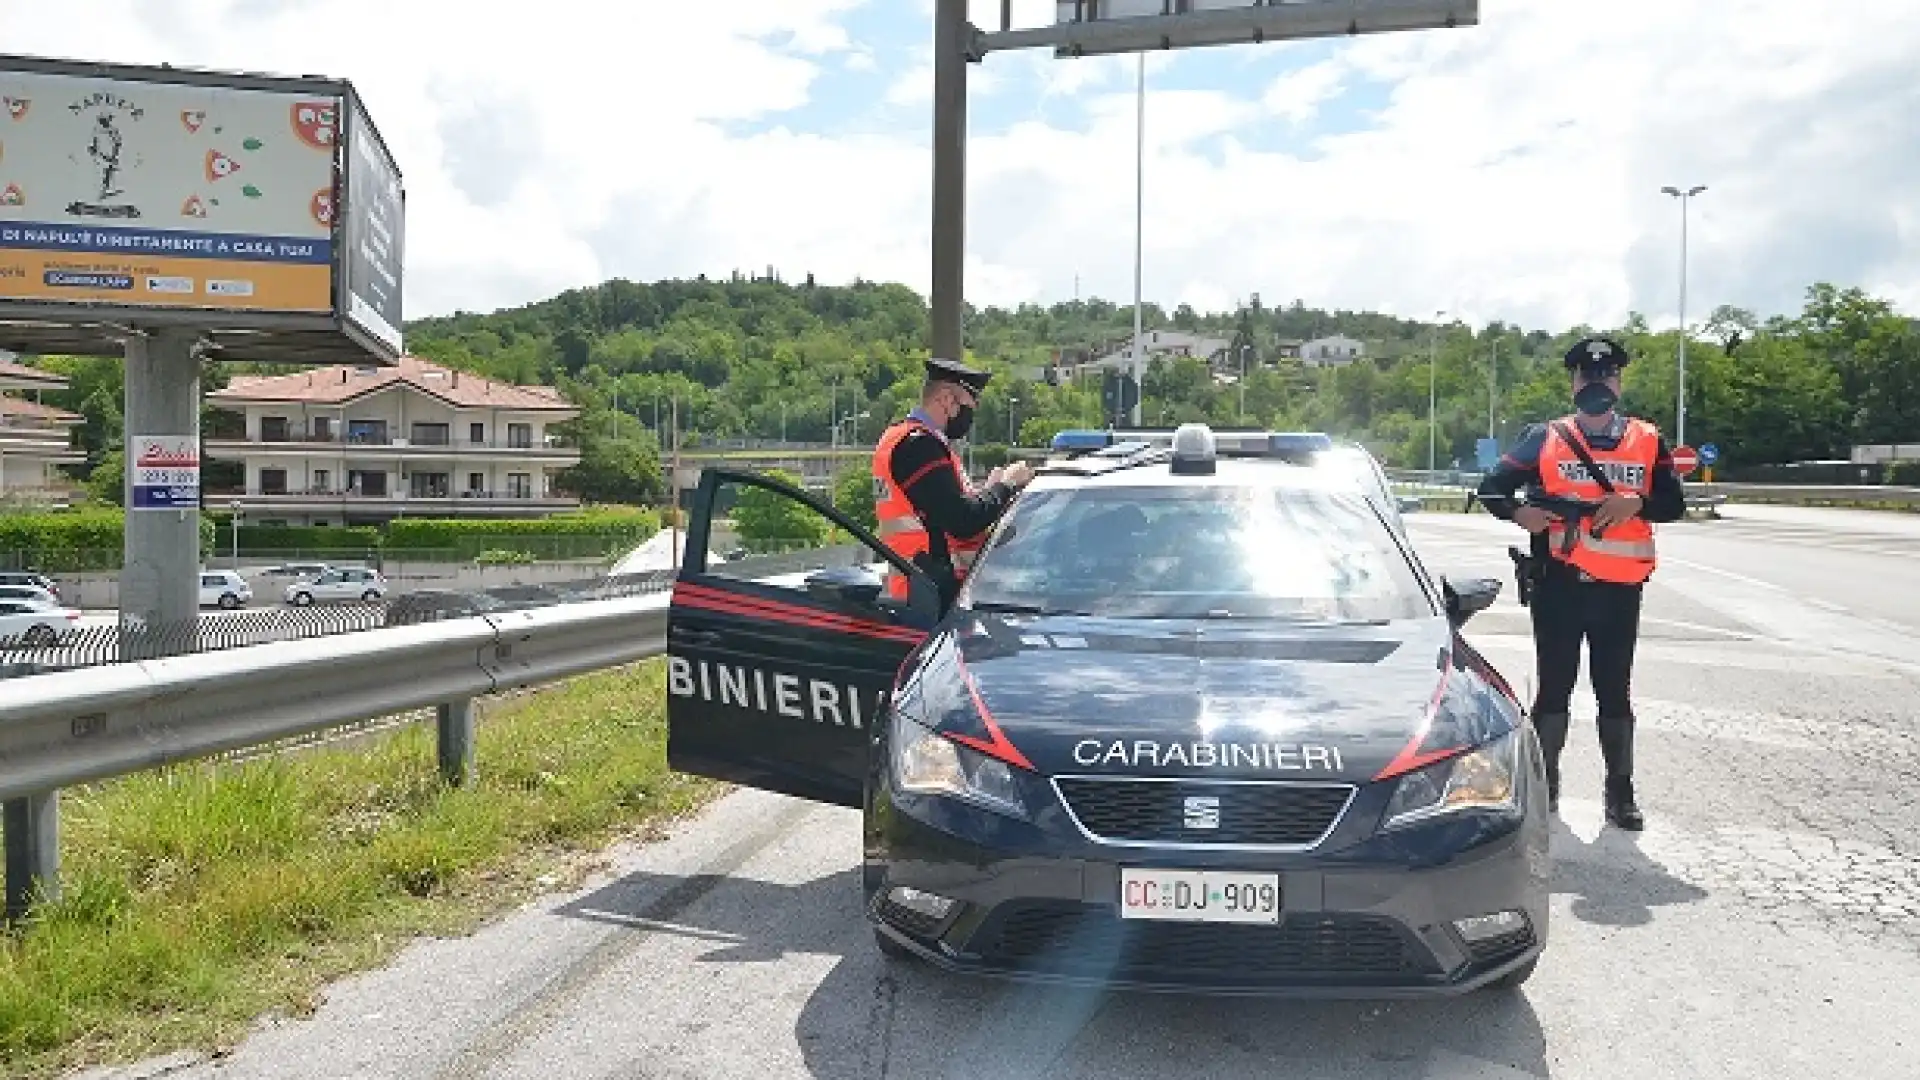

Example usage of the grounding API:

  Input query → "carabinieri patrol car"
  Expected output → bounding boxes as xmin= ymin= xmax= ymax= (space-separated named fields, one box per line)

xmin=665 ymin=424 xmax=1549 ymax=996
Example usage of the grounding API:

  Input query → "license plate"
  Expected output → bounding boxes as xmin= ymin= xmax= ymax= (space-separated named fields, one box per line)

xmin=1118 ymin=868 xmax=1282 ymax=924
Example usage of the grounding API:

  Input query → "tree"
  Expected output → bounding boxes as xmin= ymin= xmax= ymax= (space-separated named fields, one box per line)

xmin=733 ymin=470 xmax=832 ymax=553
xmin=833 ymin=467 xmax=877 ymax=533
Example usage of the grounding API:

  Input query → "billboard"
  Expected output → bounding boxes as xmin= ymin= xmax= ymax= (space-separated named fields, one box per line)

xmin=340 ymin=95 xmax=404 ymax=357
xmin=0 ymin=56 xmax=404 ymax=365
xmin=0 ymin=68 xmax=336 ymax=312
xmin=1037 ymin=0 xmax=1478 ymax=57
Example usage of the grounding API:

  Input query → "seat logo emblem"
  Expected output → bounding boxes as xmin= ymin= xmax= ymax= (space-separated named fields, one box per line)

xmin=1183 ymin=795 xmax=1220 ymax=829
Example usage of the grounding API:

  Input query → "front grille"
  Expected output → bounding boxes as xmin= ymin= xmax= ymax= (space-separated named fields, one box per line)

xmin=1054 ymin=777 xmax=1353 ymax=846
xmin=981 ymin=903 xmax=1435 ymax=979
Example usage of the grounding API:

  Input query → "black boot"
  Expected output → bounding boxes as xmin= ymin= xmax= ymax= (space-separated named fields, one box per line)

xmin=1531 ymin=712 xmax=1569 ymax=812
xmin=1597 ymin=714 xmax=1644 ymax=830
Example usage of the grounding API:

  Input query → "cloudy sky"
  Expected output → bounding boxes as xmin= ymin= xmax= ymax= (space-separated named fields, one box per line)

xmin=6 ymin=0 xmax=1918 ymax=333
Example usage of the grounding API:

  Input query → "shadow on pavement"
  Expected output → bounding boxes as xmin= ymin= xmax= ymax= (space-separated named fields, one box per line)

xmin=1549 ymin=816 xmax=1709 ymax=928
xmin=556 ymin=864 xmax=1551 ymax=1080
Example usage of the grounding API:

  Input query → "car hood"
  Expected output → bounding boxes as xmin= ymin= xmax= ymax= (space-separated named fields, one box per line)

xmin=929 ymin=611 xmax=1508 ymax=785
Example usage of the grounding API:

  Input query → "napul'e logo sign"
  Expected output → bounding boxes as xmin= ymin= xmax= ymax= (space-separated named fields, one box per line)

xmin=137 ymin=442 xmax=199 ymax=467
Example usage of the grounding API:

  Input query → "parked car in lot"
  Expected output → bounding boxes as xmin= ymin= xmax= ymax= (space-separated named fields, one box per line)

xmin=0 ymin=583 xmax=63 ymax=608
xmin=254 ymin=562 xmax=334 ymax=585
xmin=0 ymin=572 xmax=61 ymax=603
xmin=285 ymin=567 xmax=387 ymax=605
xmin=199 ymin=570 xmax=253 ymax=609
xmin=0 ymin=597 xmax=81 ymax=647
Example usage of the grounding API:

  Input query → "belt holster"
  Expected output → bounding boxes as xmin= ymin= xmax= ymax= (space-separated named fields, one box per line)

xmin=1508 ymin=545 xmax=1545 ymax=607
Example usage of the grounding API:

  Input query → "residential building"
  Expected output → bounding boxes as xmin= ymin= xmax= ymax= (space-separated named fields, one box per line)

xmin=0 ymin=360 xmax=84 ymax=503
xmin=205 ymin=356 xmax=583 ymax=526
xmin=1300 ymin=335 xmax=1366 ymax=367
xmin=1079 ymin=330 xmax=1233 ymax=375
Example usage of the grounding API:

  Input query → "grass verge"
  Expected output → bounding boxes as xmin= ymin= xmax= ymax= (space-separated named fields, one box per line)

xmin=0 ymin=657 xmax=720 ymax=1080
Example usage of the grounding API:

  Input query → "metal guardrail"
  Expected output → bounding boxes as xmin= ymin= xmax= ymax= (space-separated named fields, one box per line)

xmin=1706 ymin=482 xmax=1920 ymax=508
xmin=0 ymin=587 xmax=677 ymax=917
xmin=0 ymin=569 xmax=679 ymax=680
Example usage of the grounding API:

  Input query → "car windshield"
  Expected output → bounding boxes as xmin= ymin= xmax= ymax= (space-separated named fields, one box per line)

xmin=965 ymin=483 xmax=1432 ymax=621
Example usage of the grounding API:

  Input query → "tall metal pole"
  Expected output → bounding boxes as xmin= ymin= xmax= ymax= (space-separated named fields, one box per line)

xmin=1488 ymin=338 xmax=1497 ymax=439
xmin=1662 ymin=184 xmax=1706 ymax=448
xmin=1426 ymin=314 xmax=1442 ymax=472
xmin=930 ymin=0 xmax=969 ymax=364
xmin=1129 ymin=52 xmax=1145 ymax=426
xmin=1239 ymin=345 xmax=1248 ymax=422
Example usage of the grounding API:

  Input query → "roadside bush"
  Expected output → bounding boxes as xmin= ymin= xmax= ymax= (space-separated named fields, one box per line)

xmin=0 ymin=509 xmax=126 ymax=572
xmin=385 ymin=508 xmax=660 ymax=560
xmin=473 ymin=550 xmax=537 ymax=565
xmin=1887 ymin=460 xmax=1920 ymax=486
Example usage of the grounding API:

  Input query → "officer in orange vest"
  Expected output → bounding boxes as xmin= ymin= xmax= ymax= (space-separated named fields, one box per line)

xmin=1475 ymin=336 xmax=1685 ymax=830
xmin=872 ymin=357 xmax=1034 ymax=608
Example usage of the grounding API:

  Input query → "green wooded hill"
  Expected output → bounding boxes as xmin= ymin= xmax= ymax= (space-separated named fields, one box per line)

xmin=14 ymin=273 xmax=1919 ymax=506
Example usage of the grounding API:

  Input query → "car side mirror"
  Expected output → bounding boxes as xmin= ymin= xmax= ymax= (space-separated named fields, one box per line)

xmin=804 ymin=564 xmax=885 ymax=607
xmin=1444 ymin=576 xmax=1502 ymax=625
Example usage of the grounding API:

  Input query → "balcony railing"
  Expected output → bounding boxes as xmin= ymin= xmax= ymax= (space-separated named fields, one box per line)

xmin=214 ymin=433 xmax=575 ymax=451
xmin=207 ymin=487 xmax=578 ymax=503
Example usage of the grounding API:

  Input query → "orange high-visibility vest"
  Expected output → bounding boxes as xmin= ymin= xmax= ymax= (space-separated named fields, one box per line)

xmin=1536 ymin=416 xmax=1661 ymax=584
xmin=871 ymin=418 xmax=985 ymax=600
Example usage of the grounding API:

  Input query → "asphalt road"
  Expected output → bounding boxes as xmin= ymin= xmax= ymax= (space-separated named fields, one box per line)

xmin=85 ymin=505 xmax=1920 ymax=1080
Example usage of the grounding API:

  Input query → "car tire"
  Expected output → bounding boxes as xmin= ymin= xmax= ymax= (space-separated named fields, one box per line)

xmin=1483 ymin=957 xmax=1538 ymax=991
xmin=219 ymin=593 xmax=240 ymax=609
xmin=23 ymin=624 xmax=57 ymax=647
xmin=291 ymin=592 xmax=313 ymax=606
xmin=362 ymin=590 xmax=381 ymax=602
xmin=873 ymin=927 xmax=919 ymax=964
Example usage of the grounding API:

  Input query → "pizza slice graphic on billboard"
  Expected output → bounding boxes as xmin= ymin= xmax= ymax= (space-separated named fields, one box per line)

xmin=290 ymin=100 xmax=337 ymax=150
xmin=311 ymin=187 xmax=334 ymax=227
xmin=3 ymin=98 xmax=27 ymax=120
xmin=181 ymin=110 xmax=206 ymax=133
xmin=181 ymin=195 xmax=207 ymax=218
xmin=205 ymin=149 xmax=240 ymax=181
xmin=0 ymin=183 xmax=23 ymax=207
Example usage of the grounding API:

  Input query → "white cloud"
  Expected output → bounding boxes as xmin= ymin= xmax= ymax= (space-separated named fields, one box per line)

xmin=2 ymin=0 xmax=1916 ymax=336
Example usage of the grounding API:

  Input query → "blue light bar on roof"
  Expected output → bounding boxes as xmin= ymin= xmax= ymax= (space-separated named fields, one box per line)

xmin=1270 ymin=432 xmax=1335 ymax=453
xmin=1051 ymin=430 xmax=1115 ymax=451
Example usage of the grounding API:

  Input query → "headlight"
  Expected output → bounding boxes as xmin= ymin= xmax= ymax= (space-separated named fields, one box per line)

xmin=891 ymin=709 xmax=1028 ymax=820
xmin=1382 ymin=729 xmax=1521 ymax=829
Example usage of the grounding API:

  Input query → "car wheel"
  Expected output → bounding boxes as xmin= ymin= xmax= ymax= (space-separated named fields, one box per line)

xmin=291 ymin=592 xmax=313 ymax=606
xmin=23 ymin=624 xmax=57 ymax=647
xmin=219 ymin=593 xmax=240 ymax=609
xmin=1483 ymin=957 xmax=1538 ymax=991
xmin=873 ymin=927 xmax=919 ymax=963
xmin=362 ymin=590 xmax=381 ymax=602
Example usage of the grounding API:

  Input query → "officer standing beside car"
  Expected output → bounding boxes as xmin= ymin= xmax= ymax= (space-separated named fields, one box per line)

xmin=1474 ymin=336 xmax=1686 ymax=830
xmin=871 ymin=357 xmax=1034 ymax=610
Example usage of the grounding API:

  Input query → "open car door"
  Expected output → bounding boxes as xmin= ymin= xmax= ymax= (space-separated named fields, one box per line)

xmin=667 ymin=467 xmax=944 ymax=808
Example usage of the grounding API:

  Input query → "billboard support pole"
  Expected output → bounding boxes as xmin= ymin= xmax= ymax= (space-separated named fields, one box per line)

xmin=120 ymin=327 xmax=204 ymax=661
xmin=930 ymin=0 xmax=969 ymax=364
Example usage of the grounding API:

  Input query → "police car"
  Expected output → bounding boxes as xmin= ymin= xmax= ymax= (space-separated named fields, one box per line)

xmin=1052 ymin=429 xmax=1420 ymax=535
xmin=666 ymin=423 xmax=1548 ymax=996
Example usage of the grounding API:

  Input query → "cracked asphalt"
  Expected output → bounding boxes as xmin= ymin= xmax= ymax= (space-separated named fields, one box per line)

xmin=81 ymin=504 xmax=1920 ymax=1080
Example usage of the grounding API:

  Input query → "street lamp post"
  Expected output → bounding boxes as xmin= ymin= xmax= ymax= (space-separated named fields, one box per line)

xmin=1129 ymin=51 xmax=1145 ymax=427
xmin=229 ymin=500 xmax=241 ymax=566
xmin=1008 ymin=396 xmax=1019 ymax=446
xmin=1661 ymin=184 xmax=1707 ymax=448
xmin=1427 ymin=310 xmax=1445 ymax=473
xmin=1239 ymin=344 xmax=1251 ymax=422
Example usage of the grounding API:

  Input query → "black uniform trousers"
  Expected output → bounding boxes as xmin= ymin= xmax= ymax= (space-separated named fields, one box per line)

xmin=1527 ymin=559 xmax=1644 ymax=797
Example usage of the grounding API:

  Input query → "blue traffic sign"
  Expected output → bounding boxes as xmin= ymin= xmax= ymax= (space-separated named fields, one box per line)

xmin=1699 ymin=443 xmax=1720 ymax=466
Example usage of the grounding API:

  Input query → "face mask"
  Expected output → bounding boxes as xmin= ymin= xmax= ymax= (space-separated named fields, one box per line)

xmin=944 ymin=403 xmax=975 ymax=441
xmin=1574 ymin=381 xmax=1618 ymax=417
